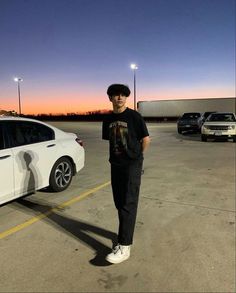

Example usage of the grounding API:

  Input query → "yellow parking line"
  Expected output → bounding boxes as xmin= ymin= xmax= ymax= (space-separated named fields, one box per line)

xmin=0 ymin=181 xmax=111 ymax=240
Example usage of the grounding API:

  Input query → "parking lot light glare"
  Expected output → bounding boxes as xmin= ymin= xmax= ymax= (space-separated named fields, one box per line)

xmin=130 ymin=63 xmax=138 ymax=70
xmin=14 ymin=77 xmax=23 ymax=82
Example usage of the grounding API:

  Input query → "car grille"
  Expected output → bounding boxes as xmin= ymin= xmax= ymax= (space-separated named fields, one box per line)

xmin=178 ymin=120 xmax=198 ymax=125
xmin=208 ymin=126 xmax=229 ymax=130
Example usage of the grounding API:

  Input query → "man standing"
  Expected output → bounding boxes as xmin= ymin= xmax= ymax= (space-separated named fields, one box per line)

xmin=102 ymin=84 xmax=150 ymax=264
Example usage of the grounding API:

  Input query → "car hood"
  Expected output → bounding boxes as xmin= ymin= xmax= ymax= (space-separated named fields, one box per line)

xmin=204 ymin=121 xmax=236 ymax=126
xmin=178 ymin=118 xmax=199 ymax=123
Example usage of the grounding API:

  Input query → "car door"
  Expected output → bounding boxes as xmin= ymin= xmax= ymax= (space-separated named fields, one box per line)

xmin=7 ymin=121 xmax=59 ymax=197
xmin=0 ymin=123 xmax=14 ymax=205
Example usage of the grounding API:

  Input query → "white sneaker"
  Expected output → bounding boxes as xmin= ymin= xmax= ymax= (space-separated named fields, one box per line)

xmin=106 ymin=244 xmax=131 ymax=264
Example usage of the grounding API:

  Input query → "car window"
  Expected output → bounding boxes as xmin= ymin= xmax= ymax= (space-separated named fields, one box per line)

xmin=7 ymin=121 xmax=55 ymax=147
xmin=0 ymin=124 xmax=4 ymax=150
xmin=208 ymin=114 xmax=236 ymax=122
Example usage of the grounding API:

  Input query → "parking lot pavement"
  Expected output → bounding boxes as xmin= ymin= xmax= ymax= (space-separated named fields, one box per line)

xmin=0 ymin=122 xmax=235 ymax=292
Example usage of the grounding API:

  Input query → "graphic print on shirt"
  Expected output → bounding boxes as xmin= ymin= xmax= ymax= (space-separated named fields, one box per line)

xmin=109 ymin=121 xmax=128 ymax=156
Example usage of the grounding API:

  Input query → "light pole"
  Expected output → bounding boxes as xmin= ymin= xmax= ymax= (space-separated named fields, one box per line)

xmin=130 ymin=63 xmax=138 ymax=111
xmin=14 ymin=77 xmax=23 ymax=115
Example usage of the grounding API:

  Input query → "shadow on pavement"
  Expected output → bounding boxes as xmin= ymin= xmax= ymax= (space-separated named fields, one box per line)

xmin=174 ymin=130 xmax=233 ymax=143
xmin=174 ymin=131 xmax=201 ymax=142
xmin=14 ymin=198 xmax=117 ymax=267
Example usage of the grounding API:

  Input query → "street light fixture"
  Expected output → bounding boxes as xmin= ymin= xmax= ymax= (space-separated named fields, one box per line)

xmin=14 ymin=77 xmax=23 ymax=115
xmin=130 ymin=63 xmax=138 ymax=111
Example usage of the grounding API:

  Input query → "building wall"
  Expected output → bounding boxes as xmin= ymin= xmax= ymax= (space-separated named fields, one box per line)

xmin=138 ymin=98 xmax=236 ymax=117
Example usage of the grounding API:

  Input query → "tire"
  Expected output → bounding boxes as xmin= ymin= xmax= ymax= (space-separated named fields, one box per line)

xmin=233 ymin=136 xmax=236 ymax=143
xmin=49 ymin=157 xmax=73 ymax=192
xmin=201 ymin=135 xmax=207 ymax=142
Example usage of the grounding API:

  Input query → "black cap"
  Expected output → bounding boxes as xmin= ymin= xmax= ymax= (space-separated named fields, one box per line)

xmin=107 ymin=84 xmax=131 ymax=97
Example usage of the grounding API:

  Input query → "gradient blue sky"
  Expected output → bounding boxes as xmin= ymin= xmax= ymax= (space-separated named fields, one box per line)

xmin=0 ymin=0 xmax=235 ymax=114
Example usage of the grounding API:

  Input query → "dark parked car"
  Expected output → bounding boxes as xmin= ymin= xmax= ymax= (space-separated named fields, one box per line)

xmin=177 ymin=112 xmax=201 ymax=134
xmin=197 ymin=111 xmax=217 ymax=130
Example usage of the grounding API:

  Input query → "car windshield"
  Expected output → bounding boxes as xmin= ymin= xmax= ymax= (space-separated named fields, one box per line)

xmin=203 ymin=112 xmax=215 ymax=118
xmin=182 ymin=113 xmax=200 ymax=119
xmin=207 ymin=113 xmax=236 ymax=122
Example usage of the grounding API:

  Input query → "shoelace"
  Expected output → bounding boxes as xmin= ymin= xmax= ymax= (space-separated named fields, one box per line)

xmin=112 ymin=245 xmax=120 ymax=254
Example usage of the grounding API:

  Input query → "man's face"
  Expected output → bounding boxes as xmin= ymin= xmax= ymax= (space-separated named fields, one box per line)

xmin=110 ymin=94 xmax=127 ymax=109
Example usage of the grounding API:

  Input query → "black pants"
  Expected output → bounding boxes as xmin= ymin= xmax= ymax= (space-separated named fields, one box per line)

xmin=111 ymin=159 xmax=143 ymax=245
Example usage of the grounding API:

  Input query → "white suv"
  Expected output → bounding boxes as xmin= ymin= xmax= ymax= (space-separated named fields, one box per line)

xmin=201 ymin=112 xmax=236 ymax=142
xmin=0 ymin=117 xmax=85 ymax=205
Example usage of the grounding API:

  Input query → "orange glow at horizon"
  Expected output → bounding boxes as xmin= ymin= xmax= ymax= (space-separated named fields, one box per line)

xmin=1 ymin=93 xmax=135 ymax=115
xmin=1 ymin=87 xmax=235 ymax=115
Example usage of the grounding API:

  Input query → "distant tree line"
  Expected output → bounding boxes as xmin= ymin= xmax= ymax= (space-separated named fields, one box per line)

xmin=22 ymin=110 xmax=113 ymax=121
xmin=1 ymin=108 xmax=178 ymax=122
xmin=23 ymin=113 xmax=178 ymax=122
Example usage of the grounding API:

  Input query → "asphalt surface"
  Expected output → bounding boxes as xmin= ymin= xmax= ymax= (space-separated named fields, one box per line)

xmin=0 ymin=122 xmax=235 ymax=292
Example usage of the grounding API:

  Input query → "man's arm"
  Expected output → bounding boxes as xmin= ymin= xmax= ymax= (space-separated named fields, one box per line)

xmin=141 ymin=136 xmax=150 ymax=153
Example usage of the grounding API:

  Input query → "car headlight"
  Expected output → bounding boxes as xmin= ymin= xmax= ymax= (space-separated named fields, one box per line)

xmin=202 ymin=125 xmax=210 ymax=129
xmin=228 ymin=125 xmax=235 ymax=130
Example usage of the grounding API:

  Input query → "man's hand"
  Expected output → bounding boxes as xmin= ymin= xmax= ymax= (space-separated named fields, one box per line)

xmin=141 ymin=136 xmax=150 ymax=153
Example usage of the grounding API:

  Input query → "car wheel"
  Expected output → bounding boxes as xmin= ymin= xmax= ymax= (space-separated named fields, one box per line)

xmin=49 ymin=157 xmax=73 ymax=192
xmin=233 ymin=136 xmax=236 ymax=143
xmin=201 ymin=135 xmax=207 ymax=142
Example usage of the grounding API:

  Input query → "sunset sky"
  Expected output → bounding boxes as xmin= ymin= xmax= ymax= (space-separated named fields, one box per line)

xmin=0 ymin=0 xmax=235 ymax=115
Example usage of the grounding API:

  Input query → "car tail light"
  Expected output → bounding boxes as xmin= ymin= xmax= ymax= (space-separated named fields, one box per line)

xmin=75 ymin=137 xmax=84 ymax=147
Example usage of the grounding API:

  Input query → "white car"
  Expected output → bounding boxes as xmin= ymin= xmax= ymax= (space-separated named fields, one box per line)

xmin=201 ymin=112 xmax=236 ymax=142
xmin=0 ymin=116 xmax=85 ymax=205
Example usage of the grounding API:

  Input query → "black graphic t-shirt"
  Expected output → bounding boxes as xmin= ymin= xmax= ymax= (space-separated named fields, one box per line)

xmin=102 ymin=108 xmax=149 ymax=165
